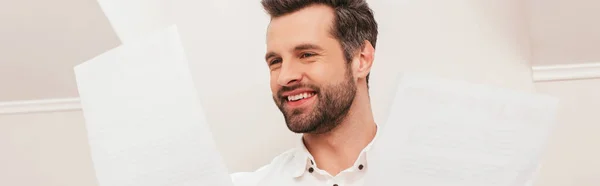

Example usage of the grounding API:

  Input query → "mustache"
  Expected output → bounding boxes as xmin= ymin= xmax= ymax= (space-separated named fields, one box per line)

xmin=276 ymin=84 xmax=320 ymax=99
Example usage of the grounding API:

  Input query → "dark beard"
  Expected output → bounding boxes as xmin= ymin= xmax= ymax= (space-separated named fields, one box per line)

xmin=273 ymin=70 xmax=357 ymax=134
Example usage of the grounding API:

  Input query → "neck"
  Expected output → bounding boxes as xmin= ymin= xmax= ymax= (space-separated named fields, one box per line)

xmin=302 ymin=88 xmax=377 ymax=176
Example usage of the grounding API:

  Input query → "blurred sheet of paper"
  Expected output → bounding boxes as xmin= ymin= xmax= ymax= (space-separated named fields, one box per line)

xmin=366 ymin=74 xmax=559 ymax=186
xmin=96 ymin=0 xmax=172 ymax=43
xmin=74 ymin=25 xmax=233 ymax=186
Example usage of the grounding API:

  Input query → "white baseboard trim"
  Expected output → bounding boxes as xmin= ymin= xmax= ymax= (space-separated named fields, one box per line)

xmin=532 ymin=62 xmax=600 ymax=82
xmin=0 ymin=97 xmax=81 ymax=115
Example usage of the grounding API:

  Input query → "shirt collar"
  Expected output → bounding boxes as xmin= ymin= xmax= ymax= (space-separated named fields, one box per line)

xmin=286 ymin=124 xmax=380 ymax=178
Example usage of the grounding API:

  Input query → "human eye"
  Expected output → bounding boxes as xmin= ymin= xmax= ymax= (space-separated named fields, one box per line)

xmin=300 ymin=52 xmax=316 ymax=59
xmin=269 ymin=58 xmax=282 ymax=66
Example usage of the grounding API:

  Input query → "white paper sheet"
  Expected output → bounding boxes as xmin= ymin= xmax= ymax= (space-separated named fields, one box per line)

xmin=365 ymin=74 xmax=559 ymax=186
xmin=96 ymin=0 xmax=172 ymax=43
xmin=74 ymin=25 xmax=233 ymax=186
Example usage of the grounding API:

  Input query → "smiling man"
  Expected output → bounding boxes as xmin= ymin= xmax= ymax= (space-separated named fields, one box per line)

xmin=231 ymin=0 xmax=379 ymax=185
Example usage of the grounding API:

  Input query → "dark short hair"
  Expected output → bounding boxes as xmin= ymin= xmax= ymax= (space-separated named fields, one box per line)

xmin=261 ymin=0 xmax=378 ymax=87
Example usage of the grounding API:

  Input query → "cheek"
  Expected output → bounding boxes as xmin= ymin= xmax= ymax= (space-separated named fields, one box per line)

xmin=307 ymin=59 xmax=345 ymax=83
xmin=269 ymin=71 xmax=279 ymax=94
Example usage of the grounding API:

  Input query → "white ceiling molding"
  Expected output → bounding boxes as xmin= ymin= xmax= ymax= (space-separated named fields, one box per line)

xmin=0 ymin=97 xmax=81 ymax=115
xmin=532 ymin=62 xmax=600 ymax=82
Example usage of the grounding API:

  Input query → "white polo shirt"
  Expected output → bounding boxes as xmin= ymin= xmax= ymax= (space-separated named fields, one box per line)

xmin=230 ymin=126 xmax=379 ymax=186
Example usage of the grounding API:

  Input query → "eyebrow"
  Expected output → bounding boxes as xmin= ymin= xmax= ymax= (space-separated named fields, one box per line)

xmin=264 ymin=43 xmax=324 ymax=62
xmin=294 ymin=43 xmax=324 ymax=51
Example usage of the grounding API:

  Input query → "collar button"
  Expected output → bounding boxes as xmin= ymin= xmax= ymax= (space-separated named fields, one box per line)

xmin=358 ymin=164 xmax=364 ymax=170
xmin=308 ymin=167 xmax=314 ymax=173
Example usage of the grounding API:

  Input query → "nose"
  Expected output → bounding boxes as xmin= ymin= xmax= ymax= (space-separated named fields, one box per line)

xmin=277 ymin=61 xmax=303 ymax=87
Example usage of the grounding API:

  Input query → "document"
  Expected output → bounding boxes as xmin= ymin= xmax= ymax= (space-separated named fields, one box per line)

xmin=365 ymin=74 xmax=559 ymax=186
xmin=74 ymin=25 xmax=233 ymax=186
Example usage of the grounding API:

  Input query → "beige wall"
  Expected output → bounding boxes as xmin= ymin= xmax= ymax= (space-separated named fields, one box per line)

xmin=0 ymin=0 xmax=119 ymax=102
xmin=533 ymin=79 xmax=600 ymax=186
xmin=528 ymin=0 xmax=600 ymax=65
xmin=0 ymin=111 xmax=97 ymax=186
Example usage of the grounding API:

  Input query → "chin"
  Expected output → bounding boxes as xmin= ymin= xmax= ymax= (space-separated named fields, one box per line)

xmin=285 ymin=118 xmax=317 ymax=133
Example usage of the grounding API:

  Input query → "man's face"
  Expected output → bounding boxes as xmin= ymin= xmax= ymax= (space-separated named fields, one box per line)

xmin=265 ymin=5 xmax=357 ymax=134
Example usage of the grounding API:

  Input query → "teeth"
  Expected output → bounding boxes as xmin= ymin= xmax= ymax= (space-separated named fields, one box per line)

xmin=287 ymin=92 xmax=314 ymax=101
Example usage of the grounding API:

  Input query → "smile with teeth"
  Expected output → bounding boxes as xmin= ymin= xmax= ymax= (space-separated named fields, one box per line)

xmin=287 ymin=92 xmax=315 ymax=102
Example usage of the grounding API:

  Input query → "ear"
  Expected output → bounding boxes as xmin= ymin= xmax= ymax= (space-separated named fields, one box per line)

xmin=353 ymin=40 xmax=375 ymax=81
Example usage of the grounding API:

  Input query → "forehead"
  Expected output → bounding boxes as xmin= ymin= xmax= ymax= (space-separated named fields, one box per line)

xmin=266 ymin=5 xmax=336 ymax=51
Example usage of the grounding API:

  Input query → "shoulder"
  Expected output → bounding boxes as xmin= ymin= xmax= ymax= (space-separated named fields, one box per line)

xmin=229 ymin=148 xmax=299 ymax=186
